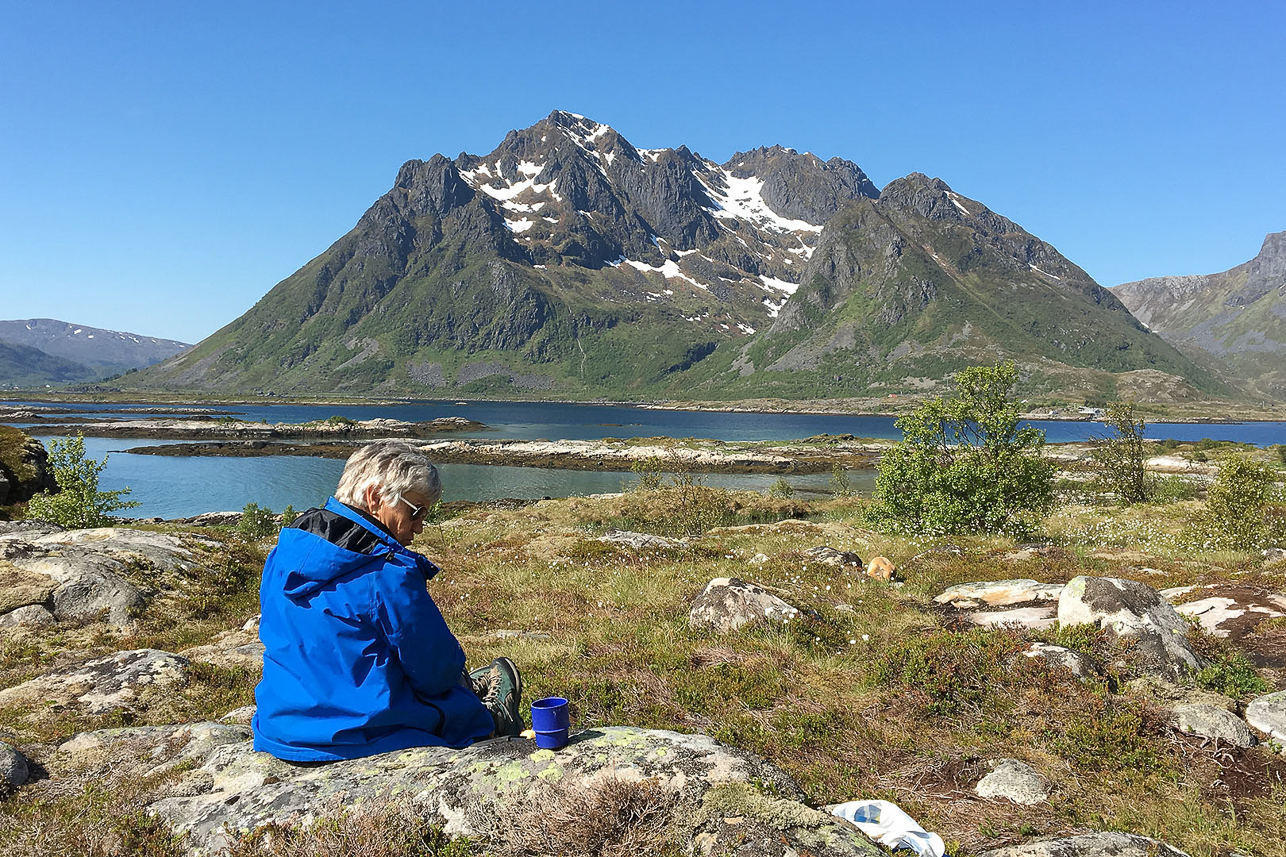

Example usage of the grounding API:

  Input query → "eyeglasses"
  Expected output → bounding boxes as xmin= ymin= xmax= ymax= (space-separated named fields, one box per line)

xmin=398 ymin=496 xmax=431 ymax=521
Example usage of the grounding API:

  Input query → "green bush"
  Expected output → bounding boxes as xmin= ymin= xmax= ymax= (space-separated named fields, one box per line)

xmin=24 ymin=435 xmax=138 ymax=528
xmin=1277 ymin=445 xmax=1286 ymax=466
xmin=630 ymin=457 xmax=664 ymax=491
xmin=1091 ymin=402 xmax=1150 ymax=504
xmin=866 ymin=361 xmax=1055 ymax=536
xmin=236 ymin=502 xmax=278 ymax=542
xmin=1191 ymin=455 xmax=1279 ymax=550
xmin=1150 ymin=475 xmax=1200 ymax=503
xmin=1196 ymin=651 xmax=1270 ymax=699
xmin=767 ymin=477 xmax=794 ymax=499
xmin=829 ymin=463 xmax=852 ymax=497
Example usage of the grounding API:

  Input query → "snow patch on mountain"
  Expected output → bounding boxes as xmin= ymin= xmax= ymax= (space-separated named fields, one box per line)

xmin=698 ymin=170 xmax=824 ymax=234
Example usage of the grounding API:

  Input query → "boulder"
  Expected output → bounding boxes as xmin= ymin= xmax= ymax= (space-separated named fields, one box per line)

xmin=1021 ymin=643 xmax=1098 ymax=679
xmin=0 ymin=560 xmax=57 ymax=614
xmin=1246 ymin=690 xmax=1286 ymax=747
xmin=0 ymin=604 xmax=56 ymax=628
xmin=135 ymin=725 xmax=882 ymax=856
xmin=0 ymin=648 xmax=191 ymax=716
xmin=0 ymin=741 xmax=29 ymax=787
xmin=973 ymin=758 xmax=1049 ymax=805
xmin=978 ymin=832 xmax=1190 ymax=856
xmin=1170 ymin=704 xmax=1256 ymax=747
xmin=689 ymin=578 xmax=798 ymax=633
xmin=596 ymin=529 xmax=686 ymax=550
xmin=1057 ymin=577 xmax=1207 ymax=683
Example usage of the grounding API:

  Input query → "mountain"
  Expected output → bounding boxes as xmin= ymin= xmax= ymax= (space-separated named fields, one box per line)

xmin=0 ymin=319 xmax=191 ymax=380
xmin=0 ymin=341 xmax=95 ymax=388
xmin=1114 ymin=232 xmax=1286 ymax=400
xmin=133 ymin=111 xmax=1227 ymax=402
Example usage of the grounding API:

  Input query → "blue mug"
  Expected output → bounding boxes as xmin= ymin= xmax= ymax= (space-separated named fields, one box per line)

xmin=531 ymin=697 xmax=570 ymax=748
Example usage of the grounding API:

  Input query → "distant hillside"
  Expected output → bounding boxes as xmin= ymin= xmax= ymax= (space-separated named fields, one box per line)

xmin=130 ymin=111 xmax=1230 ymax=403
xmin=1114 ymin=232 xmax=1286 ymax=400
xmin=0 ymin=319 xmax=190 ymax=380
xmin=0 ymin=341 xmax=95 ymax=387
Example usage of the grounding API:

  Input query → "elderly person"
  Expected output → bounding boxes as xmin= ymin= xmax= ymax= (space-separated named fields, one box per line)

xmin=253 ymin=441 xmax=523 ymax=762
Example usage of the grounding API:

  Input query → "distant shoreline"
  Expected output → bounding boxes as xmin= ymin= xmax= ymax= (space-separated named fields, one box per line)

xmin=1 ymin=392 xmax=1283 ymax=425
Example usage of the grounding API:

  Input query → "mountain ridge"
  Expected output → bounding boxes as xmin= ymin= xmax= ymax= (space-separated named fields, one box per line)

xmin=0 ymin=319 xmax=191 ymax=386
xmin=1114 ymin=231 xmax=1286 ymax=399
xmin=129 ymin=111 xmax=1230 ymax=403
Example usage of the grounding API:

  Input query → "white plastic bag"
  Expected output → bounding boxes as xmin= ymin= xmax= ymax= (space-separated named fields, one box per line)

xmin=829 ymin=799 xmax=946 ymax=857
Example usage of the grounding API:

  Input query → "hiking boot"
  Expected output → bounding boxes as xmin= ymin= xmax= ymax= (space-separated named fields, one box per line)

xmin=471 ymin=657 xmax=524 ymax=738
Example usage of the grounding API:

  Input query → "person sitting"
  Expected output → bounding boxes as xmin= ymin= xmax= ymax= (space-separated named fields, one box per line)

xmin=253 ymin=440 xmax=523 ymax=762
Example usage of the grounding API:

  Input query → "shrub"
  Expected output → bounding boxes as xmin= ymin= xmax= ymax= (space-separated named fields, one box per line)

xmin=1091 ymin=402 xmax=1150 ymax=504
xmin=236 ymin=502 xmax=278 ymax=542
xmin=1191 ymin=455 xmax=1279 ymax=550
xmin=829 ymin=463 xmax=852 ymax=497
xmin=630 ymin=456 xmax=664 ymax=491
xmin=1150 ymin=474 xmax=1200 ymax=503
xmin=767 ymin=477 xmax=794 ymax=499
xmin=24 ymin=434 xmax=138 ymax=528
xmin=866 ymin=361 xmax=1055 ymax=536
xmin=1196 ymin=651 xmax=1270 ymax=698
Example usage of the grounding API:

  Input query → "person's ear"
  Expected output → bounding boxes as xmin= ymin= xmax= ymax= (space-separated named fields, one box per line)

xmin=363 ymin=483 xmax=383 ymax=511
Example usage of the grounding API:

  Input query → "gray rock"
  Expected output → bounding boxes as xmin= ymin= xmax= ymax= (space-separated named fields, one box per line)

xmin=979 ymin=832 xmax=1190 ymax=856
xmin=1171 ymin=704 xmax=1256 ymax=747
xmin=1163 ymin=583 xmax=1286 ymax=640
xmin=1022 ymin=643 xmax=1098 ymax=679
xmin=596 ymin=529 xmax=686 ymax=550
xmin=0 ymin=604 xmax=56 ymax=628
xmin=0 ymin=742 xmax=29 ymax=787
xmin=0 ymin=648 xmax=190 ymax=716
xmin=0 ymin=526 xmax=216 ymax=626
xmin=974 ymin=758 xmax=1049 ymax=805
xmin=689 ymin=578 xmax=798 ymax=633
xmin=803 ymin=546 xmax=863 ymax=567
xmin=1246 ymin=690 xmax=1286 ymax=747
xmin=142 ymin=725 xmax=880 ymax=857
xmin=934 ymin=579 xmax=1064 ymax=608
xmin=969 ymin=606 xmax=1056 ymax=630
xmin=1058 ymin=576 xmax=1207 ymax=683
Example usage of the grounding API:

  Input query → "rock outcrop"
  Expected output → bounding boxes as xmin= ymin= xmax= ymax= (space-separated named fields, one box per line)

xmin=0 ymin=525 xmax=215 ymax=626
xmin=1057 ymin=576 xmax=1208 ymax=683
xmin=689 ymin=578 xmax=799 ymax=633
xmin=0 ymin=428 xmax=54 ymax=506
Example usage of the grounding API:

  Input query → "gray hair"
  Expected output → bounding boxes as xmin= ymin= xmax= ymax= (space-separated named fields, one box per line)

xmin=334 ymin=441 xmax=442 ymax=511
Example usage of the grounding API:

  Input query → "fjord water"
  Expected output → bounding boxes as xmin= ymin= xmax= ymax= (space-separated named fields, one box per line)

xmin=18 ymin=400 xmax=1286 ymax=519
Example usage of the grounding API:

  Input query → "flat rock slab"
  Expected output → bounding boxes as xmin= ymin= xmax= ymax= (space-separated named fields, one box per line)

xmin=979 ymin=831 xmax=1190 ymax=856
xmin=689 ymin=578 xmax=799 ymax=634
xmin=935 ymin=580 xmax=1065 ymax=608
xmin=1246 ymin=690 xmax=1286 ymax=746
xmin=1058 ymin=576 xmax=1206 ymax=683
xmin=969 ymin=606 xmax=1056 ymax=630
xmin=0 ymin=648 xmax=190 ymax=716
xmin=1162 ymin=583 xmax=1286 ymax=667
xmin=143 ymin=725 xmax=880 ymax=856
xmin=596 ymin=529 xmax=686 ymax=550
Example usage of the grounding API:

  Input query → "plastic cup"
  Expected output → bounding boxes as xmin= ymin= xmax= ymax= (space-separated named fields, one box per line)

xmin=531 ymin=697 xmax=570 ymax=748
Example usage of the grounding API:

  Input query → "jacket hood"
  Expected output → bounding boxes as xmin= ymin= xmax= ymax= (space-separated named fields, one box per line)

xmin=276 ymin=497 xmax=439 ymax=599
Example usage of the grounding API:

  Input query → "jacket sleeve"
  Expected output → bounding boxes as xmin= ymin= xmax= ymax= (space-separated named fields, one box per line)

xmin=371 ymin=557 xmax=468 ymax=698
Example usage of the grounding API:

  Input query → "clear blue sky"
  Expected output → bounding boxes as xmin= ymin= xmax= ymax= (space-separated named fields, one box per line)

xmin=3 ymin=1 xmax=1283 ymax=344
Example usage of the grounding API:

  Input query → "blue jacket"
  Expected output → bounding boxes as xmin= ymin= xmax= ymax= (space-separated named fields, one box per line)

xmin=252 ymin=497 xmax=494 ymax=761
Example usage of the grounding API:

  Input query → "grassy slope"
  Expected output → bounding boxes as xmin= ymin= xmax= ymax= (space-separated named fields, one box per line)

xmin=1 ymin=465 xmax=1284 ymax=853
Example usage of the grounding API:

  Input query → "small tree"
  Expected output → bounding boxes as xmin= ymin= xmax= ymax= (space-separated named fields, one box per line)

xmin=24 ymin=434 xmax=138 ymax=528
xmin=867 ymin=361 xmax=1055 ymax=536
xmin=1091 ymin=402 xmax=1150 ymax=504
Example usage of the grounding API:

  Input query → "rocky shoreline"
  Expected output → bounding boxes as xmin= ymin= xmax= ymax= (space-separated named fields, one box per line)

xmin=28 ymin=415 xmax=486 ymax=440
xmin=125 ymin=436 xmax=888 ymax=474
